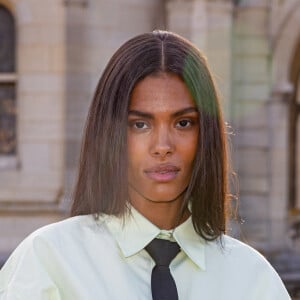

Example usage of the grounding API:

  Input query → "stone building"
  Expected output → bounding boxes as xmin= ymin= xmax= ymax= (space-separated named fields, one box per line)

xmin=0 ymin=0 xmax=299 ymax=295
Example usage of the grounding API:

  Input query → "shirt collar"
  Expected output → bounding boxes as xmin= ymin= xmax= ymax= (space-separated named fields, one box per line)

xmin=104 ymin=207 xmax=206 ymax=270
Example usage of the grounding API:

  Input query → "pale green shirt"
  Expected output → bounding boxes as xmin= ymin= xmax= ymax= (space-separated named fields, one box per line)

xmin=0 ymin=208 xmax=291 ymax=299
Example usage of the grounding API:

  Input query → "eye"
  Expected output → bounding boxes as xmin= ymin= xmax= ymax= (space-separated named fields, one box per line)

xmin=176 ymin=119 xmax=193 ymax=128
xmin=135 ymin=121 xmax=148 ymax=129
xmin=129 ymin=120 xmax=150 ymax=130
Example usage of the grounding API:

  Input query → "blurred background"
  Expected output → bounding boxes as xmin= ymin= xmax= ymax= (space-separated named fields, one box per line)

xmin=0 ymin=0 xmax=299 ymax=296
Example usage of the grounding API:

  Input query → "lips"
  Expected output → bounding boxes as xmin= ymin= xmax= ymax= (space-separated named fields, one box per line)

xmin=144 ymin=164 xmax=180 ymax=182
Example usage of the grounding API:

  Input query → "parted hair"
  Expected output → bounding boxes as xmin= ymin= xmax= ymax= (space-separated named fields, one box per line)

xmin=71 ymin=30 xmax=228 ymax=241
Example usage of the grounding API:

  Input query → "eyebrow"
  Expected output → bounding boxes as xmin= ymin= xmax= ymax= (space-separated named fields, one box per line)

xmin=128 ymin=107 xmax=198 ymax=119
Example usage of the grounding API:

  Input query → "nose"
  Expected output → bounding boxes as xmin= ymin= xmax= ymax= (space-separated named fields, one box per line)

xmin=150 ymin=126 xmax=174 ymax=158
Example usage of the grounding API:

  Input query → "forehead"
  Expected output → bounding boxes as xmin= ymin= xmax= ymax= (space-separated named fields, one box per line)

xmin=129 ymin=73 xmax=196 ymax=111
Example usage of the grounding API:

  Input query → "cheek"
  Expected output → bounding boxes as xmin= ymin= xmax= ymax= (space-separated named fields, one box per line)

xmin=127 ymin=135 xmax=146 ymax=170
xmin=179 ymin=134 xmax=199 ymax=163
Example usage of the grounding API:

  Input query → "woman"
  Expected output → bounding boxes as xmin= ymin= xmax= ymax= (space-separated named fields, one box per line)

xmin=0 ymin=30 xmax=290 ymax=299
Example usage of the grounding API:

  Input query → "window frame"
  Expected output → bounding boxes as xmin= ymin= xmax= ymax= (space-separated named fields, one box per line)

xmin=0 ymin=4 xmax=18 ymax=170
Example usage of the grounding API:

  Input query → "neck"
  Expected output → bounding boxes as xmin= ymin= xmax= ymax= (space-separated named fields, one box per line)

xmin=129 ymin=192 xmax=190 ymax=230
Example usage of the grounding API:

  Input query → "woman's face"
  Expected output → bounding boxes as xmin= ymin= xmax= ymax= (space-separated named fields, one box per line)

xmin=127 ymin=73 xmax=199 ymax=208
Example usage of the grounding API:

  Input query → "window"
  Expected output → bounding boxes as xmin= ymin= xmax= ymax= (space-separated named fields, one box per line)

xmin=0 ymin=4 xmax=17 ymax=169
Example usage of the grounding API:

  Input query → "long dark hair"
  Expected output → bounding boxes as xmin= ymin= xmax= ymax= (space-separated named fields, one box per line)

xmin=71 ymin=30 xmax=228 ymax=241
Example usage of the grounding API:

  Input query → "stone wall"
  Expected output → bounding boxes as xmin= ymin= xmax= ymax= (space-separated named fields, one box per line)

xmin=0 ymin=0 xmax=66 ymax=258
xmin=231 ymin=0 xmax=273 ymax=249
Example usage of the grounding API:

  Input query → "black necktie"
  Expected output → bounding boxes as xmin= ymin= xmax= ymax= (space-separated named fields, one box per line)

xmin=145 ymin=238 xmax=181 ymax=300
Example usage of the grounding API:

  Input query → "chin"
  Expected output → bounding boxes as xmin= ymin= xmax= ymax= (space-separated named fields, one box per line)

xmin=145 ymin=191 xmax=185 ymax=203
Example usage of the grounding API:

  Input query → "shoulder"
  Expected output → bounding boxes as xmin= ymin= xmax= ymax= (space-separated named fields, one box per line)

xmin=204 ymin=235 xmax=291 ymax=299
xmin=208 ymin=235 xmax=286 ymax=286
xmin=204 ymin=234 xmax=282 ymax=281
xmin=0 ymin=215 xmax=112 ymax=287
xmin=33 ymin=214 xmax=98 ymax=234
xmin=21 ymin=214 xmax=113 ymax=251
xmin=29 ymin=215 xmax=100 ymax=241
xmin=208 ymin=234 xmax=273 ymax=268
xmin=221 ymin=234 xmax=267 ymax=259
xmin=199 ymin=235 xmax=290 ymax=300
xmin=0 ymin=216 xmax=115 ymax=298
xmin=2 ymin=214 xmax=111 ymax=268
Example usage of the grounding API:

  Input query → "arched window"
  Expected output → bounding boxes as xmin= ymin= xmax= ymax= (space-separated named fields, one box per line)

xmin=0 ymin=4 xmax=17 ymax=168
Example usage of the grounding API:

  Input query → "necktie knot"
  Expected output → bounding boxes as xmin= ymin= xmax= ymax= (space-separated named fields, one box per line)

xmin=145 ymin=238 xmax=180 ymax=267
